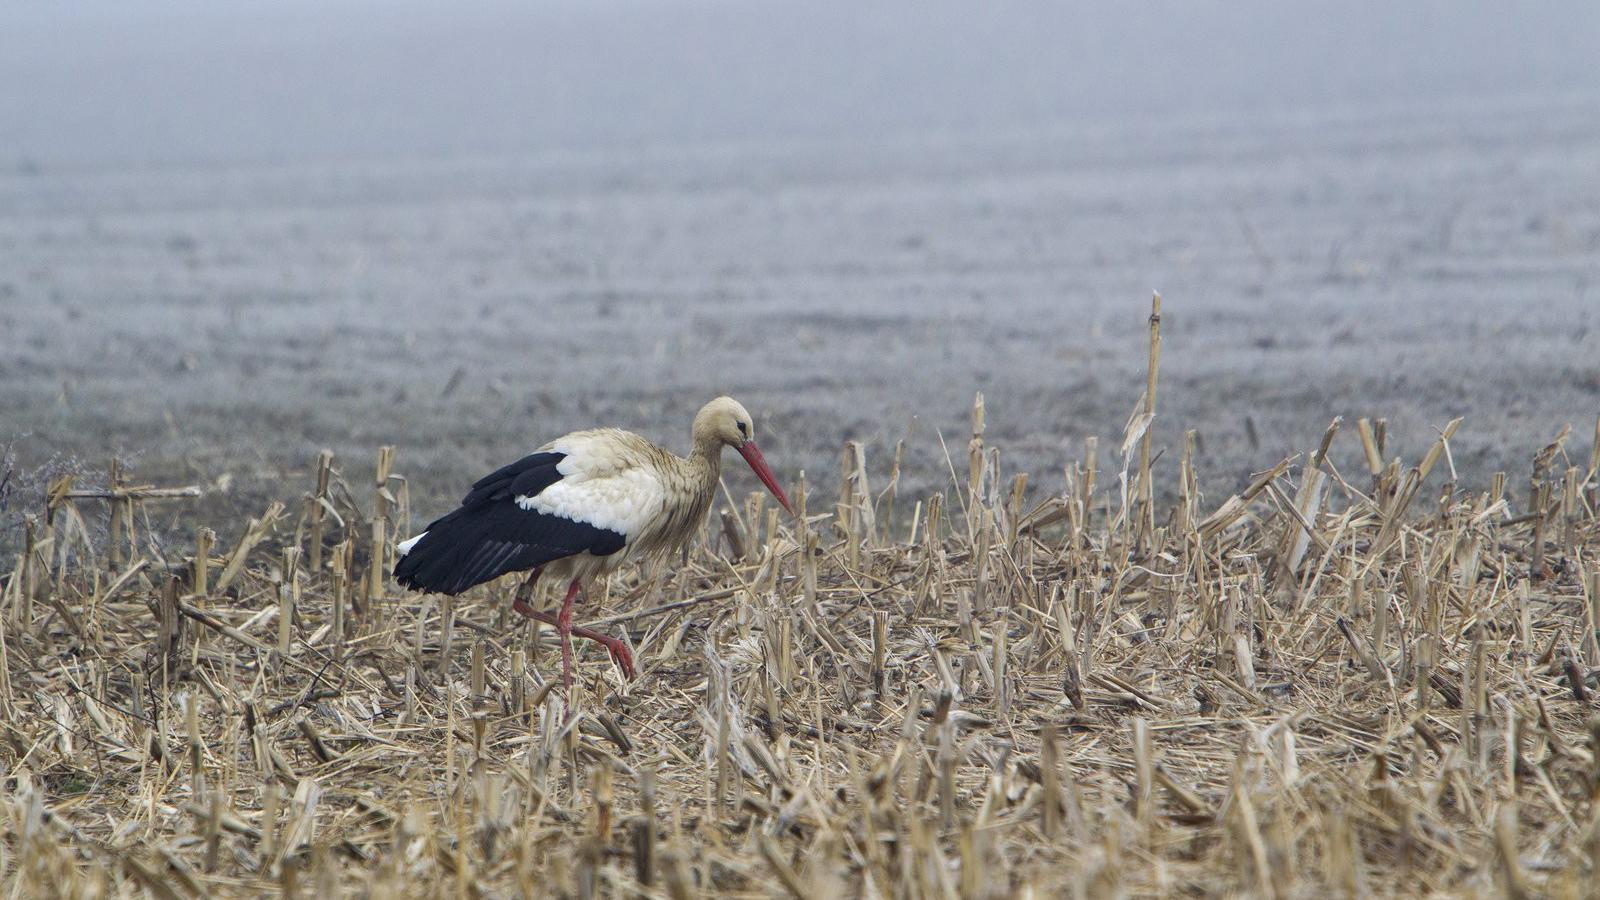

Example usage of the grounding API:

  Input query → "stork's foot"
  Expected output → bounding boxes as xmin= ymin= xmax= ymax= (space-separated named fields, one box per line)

xmin=594 ymin=636 xmax=637 ymax=680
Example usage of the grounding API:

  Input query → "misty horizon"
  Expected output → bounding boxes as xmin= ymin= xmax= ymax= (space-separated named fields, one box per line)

xmin=4 ymin=0 xmax=1598 ymax=170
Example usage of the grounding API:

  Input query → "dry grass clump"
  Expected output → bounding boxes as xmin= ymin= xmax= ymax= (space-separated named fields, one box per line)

xmin=6 ymin=313 xmax=1600 ymax=897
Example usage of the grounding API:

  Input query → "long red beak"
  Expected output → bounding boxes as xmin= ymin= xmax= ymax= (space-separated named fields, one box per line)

xmin=737 ymin=440 xmax=794 ymax=515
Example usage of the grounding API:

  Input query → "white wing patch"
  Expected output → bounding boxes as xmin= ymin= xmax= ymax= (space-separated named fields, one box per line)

xmin=397 ymin=532 xmax=427 ymax=556
xmin=516 ymin=464 xmax=663 ymax=541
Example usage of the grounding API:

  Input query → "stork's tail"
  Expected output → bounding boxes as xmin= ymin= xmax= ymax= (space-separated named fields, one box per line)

xmin=393 ymin=526 xmax=470 ymax=595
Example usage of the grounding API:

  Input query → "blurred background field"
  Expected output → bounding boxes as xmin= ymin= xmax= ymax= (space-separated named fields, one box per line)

xmin=2 ymin=1 xmax=1599 ymax=532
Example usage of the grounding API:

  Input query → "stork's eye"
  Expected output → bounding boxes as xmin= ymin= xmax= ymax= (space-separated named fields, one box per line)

xmin=736 ymin=421 xmax=749 ymax=437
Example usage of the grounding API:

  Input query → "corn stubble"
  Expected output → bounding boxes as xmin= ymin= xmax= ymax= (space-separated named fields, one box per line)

xmin=4 ymin=313 xmax=1600 ymax=896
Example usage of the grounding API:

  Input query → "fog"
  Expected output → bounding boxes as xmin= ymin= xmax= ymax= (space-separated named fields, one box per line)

xmin=5 ymin=1 xmax=1597 ymax=168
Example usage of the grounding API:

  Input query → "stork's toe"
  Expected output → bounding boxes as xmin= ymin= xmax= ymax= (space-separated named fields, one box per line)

xmin=604 ymin=639 xmax=637 ymax=680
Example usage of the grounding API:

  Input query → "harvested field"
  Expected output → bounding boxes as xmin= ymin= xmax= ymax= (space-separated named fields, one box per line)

xmin=5 ymin=309 xmax=1600 ymax=897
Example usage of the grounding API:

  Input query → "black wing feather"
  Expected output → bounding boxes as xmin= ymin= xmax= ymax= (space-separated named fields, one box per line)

xmin=394 ymin=450 xmax=625 ymax=596
xmin=460 ymin=451 xmax=565 ymax=506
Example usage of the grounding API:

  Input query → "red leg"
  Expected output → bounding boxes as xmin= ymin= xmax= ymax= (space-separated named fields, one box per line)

xmin=555 ymin=580 xmax=580 ymax=692
xmin=512 ymin=607 xmax=636 ymax=680
xmin=511 ymin=576 xmax=637 ymax=684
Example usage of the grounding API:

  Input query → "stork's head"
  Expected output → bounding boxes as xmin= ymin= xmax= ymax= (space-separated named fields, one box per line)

xmin=694 ymin=396 xmax=794 ymax=515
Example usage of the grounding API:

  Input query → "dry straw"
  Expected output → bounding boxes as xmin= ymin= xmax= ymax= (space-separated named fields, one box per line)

xmin=4 ymin=310 xmax=1600 ymax=897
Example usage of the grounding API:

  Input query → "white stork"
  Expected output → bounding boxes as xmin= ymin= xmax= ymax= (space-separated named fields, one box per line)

xmin=394 ymin=396 xmax=792 ymax=690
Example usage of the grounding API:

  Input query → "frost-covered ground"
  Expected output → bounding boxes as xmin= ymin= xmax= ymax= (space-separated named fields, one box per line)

xmin=3 ymin=96 xmax=1599 ymax=535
